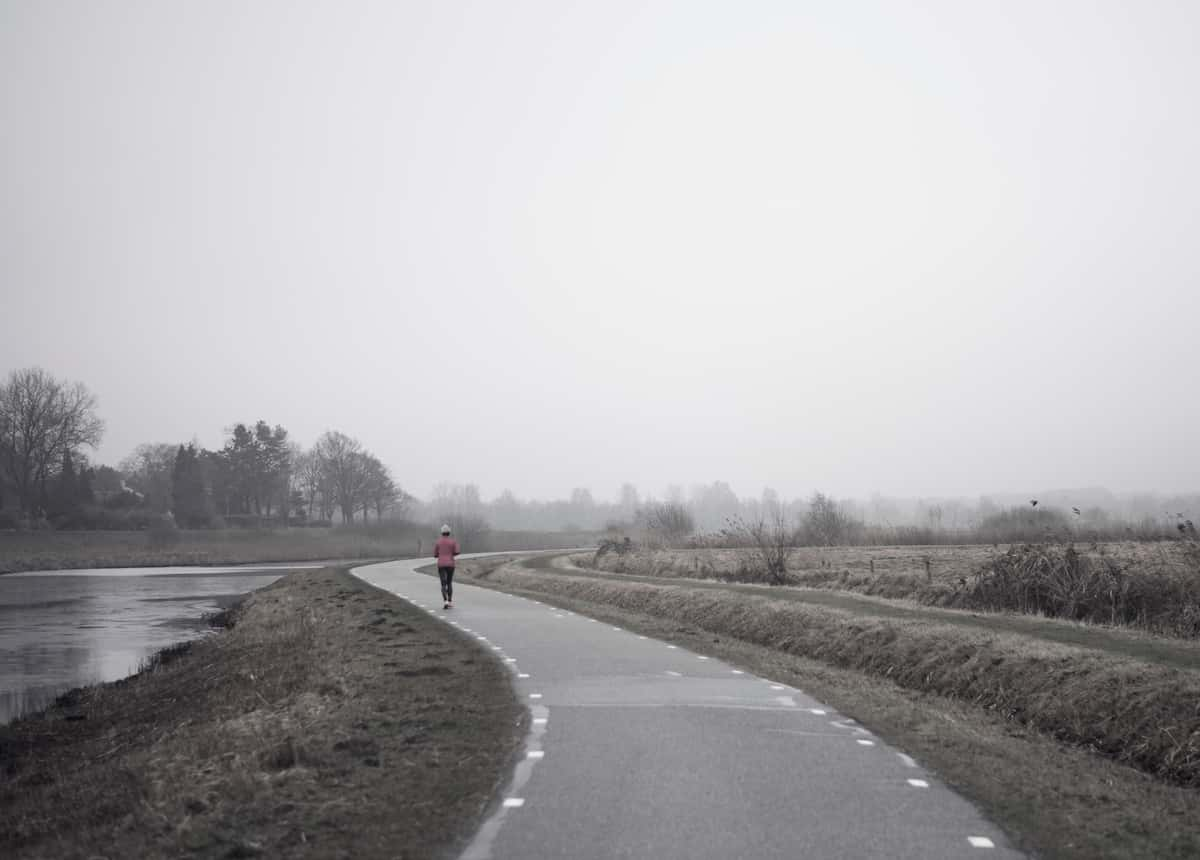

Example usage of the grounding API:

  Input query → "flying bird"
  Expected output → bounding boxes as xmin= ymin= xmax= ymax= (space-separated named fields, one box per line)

xmin=1072 ymin=507 xmax=1081 ymax=516
xmin=1030 ymin=500 xmax=1038 ymax=507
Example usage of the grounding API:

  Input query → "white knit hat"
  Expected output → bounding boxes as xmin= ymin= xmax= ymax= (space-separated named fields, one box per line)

xmin=440 ymin=524 xmax=451 ymax=534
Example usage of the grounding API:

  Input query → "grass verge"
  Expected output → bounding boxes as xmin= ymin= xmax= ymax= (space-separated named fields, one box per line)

xmin=0 ymin=567 xmax=525 ymax=860
xmin=441 ymin=555 xmax=1200 ymax=860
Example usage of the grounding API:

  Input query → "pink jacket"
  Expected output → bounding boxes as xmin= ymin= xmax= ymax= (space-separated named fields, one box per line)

xmin=434 ymin=536 xmax=460 ymax=567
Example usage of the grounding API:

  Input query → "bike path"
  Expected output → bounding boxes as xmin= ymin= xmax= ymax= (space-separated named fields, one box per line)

xmin=352 ymin=556 xmax=1022 ymax=860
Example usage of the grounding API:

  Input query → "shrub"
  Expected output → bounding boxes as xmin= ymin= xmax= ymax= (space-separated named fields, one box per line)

xmin=222 ymin=514 xmax=267 ymax=529
xmin=976 ymin=507 xmax=1073 ymax=543
xmin=46 ymin=505 xmax=157 ymax=530
xmin=960 ymin=542 xmax=1200 ymax=637
xmin=803 ymin=492 xmax=858 ymax=546
xmin=638 ymin=503 xmax=694 ymax=545
xmin=720 ymin=513 xmax=797 ymax=585
xmin=594 ymin=537 xmax=634 ymax=561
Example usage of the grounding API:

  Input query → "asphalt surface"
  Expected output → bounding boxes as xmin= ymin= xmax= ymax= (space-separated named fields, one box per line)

xmin=352 ymin=555 xmax=1024 ymax=860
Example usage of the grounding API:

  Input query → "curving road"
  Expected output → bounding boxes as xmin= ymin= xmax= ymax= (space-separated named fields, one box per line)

xmin=352 ymin=555 xmax=1023 ymax=860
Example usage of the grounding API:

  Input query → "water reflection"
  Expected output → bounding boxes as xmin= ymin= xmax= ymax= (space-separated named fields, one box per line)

xmin=0 ymin=565 xmax=317 ymax=723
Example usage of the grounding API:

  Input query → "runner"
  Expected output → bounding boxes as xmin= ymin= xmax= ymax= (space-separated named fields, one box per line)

xmin=434 ymin=524 xmax=460 ymax=609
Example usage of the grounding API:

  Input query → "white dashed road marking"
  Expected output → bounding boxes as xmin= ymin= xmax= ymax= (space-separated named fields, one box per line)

xmin=502 ymin=798 xmax=525 ymax=808
xmin=907 ymin=779 xmax=929 ymax=788
xmin=665 ymin=671 xmax=682 ymax=677
xmin=526 ymin=750 xmax=545 ymax=759
xmin=857 ymin=740 xmax=875 ymax=746
xmin=529 ymin=693 xmax=543 ymax=699
xmin=968 ymin=836 xmax=995 ymax=848
xmin=518 ymin=673 xmax=531 ymax=679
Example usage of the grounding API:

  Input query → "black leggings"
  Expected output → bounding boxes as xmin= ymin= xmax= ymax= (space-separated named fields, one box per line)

xmin=438 ymin=566 xmax=455 ymax=600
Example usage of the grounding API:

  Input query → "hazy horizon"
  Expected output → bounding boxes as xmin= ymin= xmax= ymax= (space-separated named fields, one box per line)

xmin=4 ymin=1 xmax=1198 ymax=503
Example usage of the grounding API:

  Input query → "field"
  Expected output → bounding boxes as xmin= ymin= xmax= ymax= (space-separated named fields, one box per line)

xmin=440 ymin=552 xmax=1200 ymax=859
xmin=0 ymin=526 xmax=598 ymax=574
xmin=584 ymin=541 xmax=1200 ymax=637
xmin=587 ymin=541 xmax=1189 ymax=593
xmin=0 ymin=567 xmax=524 ymax=859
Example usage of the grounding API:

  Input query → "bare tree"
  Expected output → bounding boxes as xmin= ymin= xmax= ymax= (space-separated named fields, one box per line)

xmin=722 ymin=509 xmax=798 ymax=585
xmin=292 ymin=448 xmax=324 ymax=521
xmin=639 ymin=501 xmax=695 ymax=545
xmin=430 ymin=481 xmax=489 ymax=546
xmin=361 ymin=454 xmax=399 ymax=521
xmin=314 ymin=431 xmax=371 ymax=523
xmin=805 ymin=491 xmax=855 ymax=546
xmin=0 ymin=368 xmax=104 ymax=517
xmin=443 ymin=513 xmax=489 ymax=549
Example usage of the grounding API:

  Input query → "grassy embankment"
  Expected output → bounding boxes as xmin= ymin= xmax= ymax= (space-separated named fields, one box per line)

xmin=0 ymin=567 xmax=524 ymax=860
xmin=446 ymin=552 xmax=1200 ymax=860
xmin=0 ymin=526 xmax=597 ymax=574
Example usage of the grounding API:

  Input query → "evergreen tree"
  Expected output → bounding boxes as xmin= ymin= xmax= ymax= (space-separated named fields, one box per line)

xmin=49 ymin=449 xmax=80 ymax=519
xmin=171 ymin=444 xmax=210 ymax=527
xmin=76 ymin=466 xmax=94 ymax=505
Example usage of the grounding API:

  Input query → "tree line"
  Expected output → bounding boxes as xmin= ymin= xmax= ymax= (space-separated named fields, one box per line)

xmin=0 ymin=367 xmax=408 ymax=529
xmin=4 ymin=367 xmax=1193 ymax=540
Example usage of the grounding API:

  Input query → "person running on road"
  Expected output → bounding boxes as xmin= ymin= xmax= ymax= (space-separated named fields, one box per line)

xmin=434 ymin=525 xmax=460 ymax=609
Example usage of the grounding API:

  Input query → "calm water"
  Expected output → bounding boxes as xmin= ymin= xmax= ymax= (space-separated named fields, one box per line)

xmin=0 ymin=565 xmax=321 ymax=723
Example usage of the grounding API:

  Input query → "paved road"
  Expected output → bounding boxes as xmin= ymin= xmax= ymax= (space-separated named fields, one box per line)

xmin=352 ymin=556 xmax=1023 ymax=860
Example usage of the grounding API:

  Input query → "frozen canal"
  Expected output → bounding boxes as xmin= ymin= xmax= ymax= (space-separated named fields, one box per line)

xmin=0 ymin=564 xmax=320 ymax=723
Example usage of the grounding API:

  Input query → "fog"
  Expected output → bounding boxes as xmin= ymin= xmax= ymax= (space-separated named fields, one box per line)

xmin=3 ymin=1 xmax=1198 ymax=504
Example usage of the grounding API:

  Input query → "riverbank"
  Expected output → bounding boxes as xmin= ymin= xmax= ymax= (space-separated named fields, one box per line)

xmin=0 ymin=567 xmax=525 ymax=859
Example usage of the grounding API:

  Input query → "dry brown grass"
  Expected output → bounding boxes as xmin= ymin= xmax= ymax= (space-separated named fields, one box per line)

xmin=0 ymin=567 xmax=524 ymax=860
xmin=954 ymin=542 xmax=1200 ymax=636
xmin=584 ymin=542 xmax=1200 ymax=627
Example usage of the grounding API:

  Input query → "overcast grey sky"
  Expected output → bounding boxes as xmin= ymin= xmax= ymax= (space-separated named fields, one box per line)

xmin=2 ymin=1 xmax=1197 ymax=502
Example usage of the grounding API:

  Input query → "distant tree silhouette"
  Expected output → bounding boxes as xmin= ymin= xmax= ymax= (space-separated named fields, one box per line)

xmin=171 ymin=443 xmax=210 ymax=527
